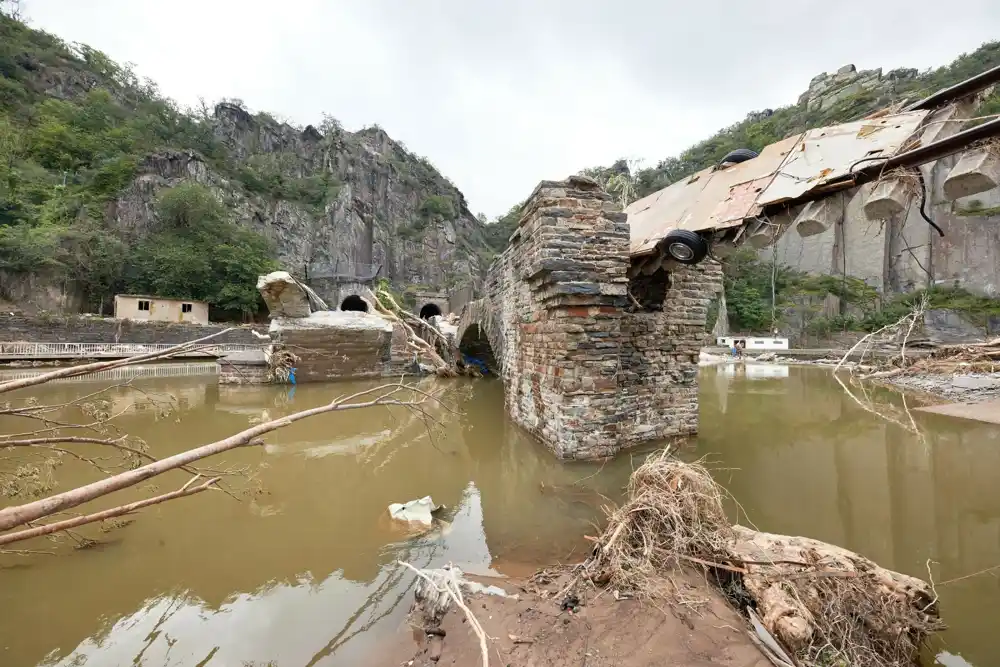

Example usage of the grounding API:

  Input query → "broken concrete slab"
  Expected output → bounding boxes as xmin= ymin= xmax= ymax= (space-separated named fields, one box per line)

xmin=863 ymin=178 xmax=913 ymax=220
xmin=950 ymin=376 xmax=1000 ymax=390
xmin=794 ymin=197 xmax=842 ymax=238
xmin=257 ymin=271 xmax=313 ymax=318
xmin=943 ymin=148 xmax=1000 ymax=201
xmin=268 ymin=309 xmax=394 ymax=333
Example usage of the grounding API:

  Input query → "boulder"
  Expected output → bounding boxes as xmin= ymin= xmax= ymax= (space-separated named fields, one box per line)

xmin=257 ymin=271 xmax=312 ymax=318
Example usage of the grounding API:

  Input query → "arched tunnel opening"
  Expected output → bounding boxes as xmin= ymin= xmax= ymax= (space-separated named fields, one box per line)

xmin=458 ymin=323 xmax=498 ymax=376
xmin=419 ymin=303 xmax=443 ymax=320
xmin=340 ymin=295 xmax=369 ymax=312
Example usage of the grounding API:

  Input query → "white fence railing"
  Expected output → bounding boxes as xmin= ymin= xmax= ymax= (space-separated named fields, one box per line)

xmin=0 ymin=342 xmax=264 ymax=360
xmin=0 ymin=362 xmax=220 ymax=383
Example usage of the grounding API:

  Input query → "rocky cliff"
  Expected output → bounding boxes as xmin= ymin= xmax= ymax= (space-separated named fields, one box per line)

xmin=112 ymin=106 xmax=488 ymax=296
xmin=0 ymin=12 xmax=489 ymax=316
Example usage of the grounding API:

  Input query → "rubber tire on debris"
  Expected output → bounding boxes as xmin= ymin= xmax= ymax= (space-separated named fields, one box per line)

xmin=719 ymin=148 xmax=759 ymax=165
xmin=663 ymin=230 xmax=709 ymax=265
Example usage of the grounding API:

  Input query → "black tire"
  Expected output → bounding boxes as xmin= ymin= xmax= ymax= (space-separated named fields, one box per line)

xmin=662 ymin=229 xmax=709 ymax=265
xmin=719 ymin=148 xmax=758 ymax=165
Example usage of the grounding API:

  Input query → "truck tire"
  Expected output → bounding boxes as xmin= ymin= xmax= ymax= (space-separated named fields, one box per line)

xmin=719 ymin=148 xmax=759 ymax=165
xmin=662 ymin=229 xmax=709 ymax=265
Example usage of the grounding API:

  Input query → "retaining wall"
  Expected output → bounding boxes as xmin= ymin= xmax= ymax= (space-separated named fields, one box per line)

xmin=0 ymin=315 xmax=265 ymax=345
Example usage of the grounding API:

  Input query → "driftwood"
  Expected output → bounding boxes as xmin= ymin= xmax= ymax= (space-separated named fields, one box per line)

xmin=367 ymin=286 xmax=457 ymax=377
xmin=580 ymin=451 xmax=942 ymax=667
xmin=730 ymin=527 xmax=939 ymax=662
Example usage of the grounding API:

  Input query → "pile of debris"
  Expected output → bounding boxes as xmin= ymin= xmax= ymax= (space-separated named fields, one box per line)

xmin=577 ymin=452 xmax=942 ymax=667
xmin=870 ymin=337 xmax=1000 ymax=378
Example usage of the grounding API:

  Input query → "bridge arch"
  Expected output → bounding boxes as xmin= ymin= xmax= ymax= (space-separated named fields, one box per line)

xmin=455 ymin=299 xmax=500 ymax=375
xmin=419 ymin=302 xmax=442 ymax=320
xmin=340 ymin=294 xmax=369 ymax=312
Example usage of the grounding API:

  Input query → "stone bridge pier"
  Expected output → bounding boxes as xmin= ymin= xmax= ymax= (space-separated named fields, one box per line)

xmin=458 ymin=176 xmax=720 ymax=460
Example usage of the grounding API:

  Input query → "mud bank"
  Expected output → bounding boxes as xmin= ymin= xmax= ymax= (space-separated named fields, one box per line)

xmin=382 ymin=568 xmax=767 ymax=667
xmin=880 ymin=371 xmax=1000 ymax=402
xmin=387 ymin=453 xmax=941 ymax=667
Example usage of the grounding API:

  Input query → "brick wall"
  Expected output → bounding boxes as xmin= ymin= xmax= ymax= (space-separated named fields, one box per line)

xmin=476 ymin=175 xmax=720 ymax=460
xmin=0 ymin=315 xmax=265 ymax=345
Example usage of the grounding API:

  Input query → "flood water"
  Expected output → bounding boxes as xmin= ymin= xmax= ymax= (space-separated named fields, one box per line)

xmin=0 ymin=364 xmax=997 ymax=666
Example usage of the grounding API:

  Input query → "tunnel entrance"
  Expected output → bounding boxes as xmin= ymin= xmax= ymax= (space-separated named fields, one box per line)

xmin=340 ymin=295 xmax=369 ymax=312
xmin=419 ymin=303 xmax=443 ymax=320
xmin=458 ymin=323 xmax=497 ymax=376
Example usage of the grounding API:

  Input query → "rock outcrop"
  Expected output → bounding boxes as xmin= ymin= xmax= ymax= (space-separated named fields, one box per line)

xmin=108 ymin=108 xmax=488 ymax=301
xmin=797 ymin=63 xmax=919 ymax=112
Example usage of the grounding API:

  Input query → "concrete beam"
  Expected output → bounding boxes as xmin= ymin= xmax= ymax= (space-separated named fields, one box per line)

xmin=943 ymin=148 xmax=1000 ymax=201
xmin=794 ymin=197 xmax=842 ymax=238
xmin=863 ymin=179 xmax=913 ymax=220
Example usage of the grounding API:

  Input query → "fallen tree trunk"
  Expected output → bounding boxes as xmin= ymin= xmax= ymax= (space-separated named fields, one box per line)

xmin=729 ymin=526 xmax=939 ymax=661
xmin=580 ymin=452 xmax=942 ymax=667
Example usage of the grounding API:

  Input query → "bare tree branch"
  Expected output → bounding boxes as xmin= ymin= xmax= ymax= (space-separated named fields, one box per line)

xmin=0 ymin=475 xmax=221 ymax=546
xmin=0 ymin=381 xmax=437 ymax=534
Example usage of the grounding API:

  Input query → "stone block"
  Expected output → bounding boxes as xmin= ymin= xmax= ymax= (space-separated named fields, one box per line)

xmin=257 ymin=271 xmax=312 ymax=318
xmin=794 ymin=197 xmax=842 ymax=238
xmin=863 ymin=179 xmax=913 ymax=220
xmin=942 ymin=149 xmax=1000 ymax=201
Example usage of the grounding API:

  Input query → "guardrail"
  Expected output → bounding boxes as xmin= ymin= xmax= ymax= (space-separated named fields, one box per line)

xmin=0 ymin=362 xmax=221 ymax=383
xmin=0 ymin=342 xmax=266 ymax=360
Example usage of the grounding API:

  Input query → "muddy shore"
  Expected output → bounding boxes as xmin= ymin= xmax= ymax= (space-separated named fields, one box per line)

xmin=381 ymin=568 xmax=768 ymax=667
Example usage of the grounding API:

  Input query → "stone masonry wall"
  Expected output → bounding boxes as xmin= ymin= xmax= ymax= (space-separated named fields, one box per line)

xmin=479 ymin=175 xmax=717 ymax=459
xmin=620 ymin=261 xmax=722 ymax=443
xmin=0 ymin=315 xmax=265 ymax=344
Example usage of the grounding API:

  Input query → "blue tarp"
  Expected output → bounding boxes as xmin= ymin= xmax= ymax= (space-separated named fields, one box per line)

xmin=463 ymin=355 xmax=489 ymax=374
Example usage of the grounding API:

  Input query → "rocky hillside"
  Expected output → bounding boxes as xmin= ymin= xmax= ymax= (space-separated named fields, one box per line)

xmin=630 ymin=41 xmax=1000 ymax=199
xmin=0 ymin=11 xmax=489 ymax=317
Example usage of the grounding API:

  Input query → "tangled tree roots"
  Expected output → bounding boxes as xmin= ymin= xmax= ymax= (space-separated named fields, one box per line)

xmin=586 ymin=455 xmax=732 ymax=592
xmin=582 ymin=451 xmax=943 ymax=667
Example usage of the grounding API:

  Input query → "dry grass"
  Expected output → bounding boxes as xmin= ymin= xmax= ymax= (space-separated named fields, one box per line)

xmin=581 ymin=450 xmax=942 ymax=667
xmin=584 ymin=451 xmax=731 ymax=594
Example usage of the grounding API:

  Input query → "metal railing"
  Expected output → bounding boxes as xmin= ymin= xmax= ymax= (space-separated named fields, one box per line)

xmin=0 ymin=342 xmax=265 ymax=360
xmin=0 ymin=362 xmax=220 ymax=383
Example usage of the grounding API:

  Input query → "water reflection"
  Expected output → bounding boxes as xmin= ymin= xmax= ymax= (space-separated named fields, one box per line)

xmin=2 ymin=367 xmax=999 ymax=666
xmin=697 ymin=365 xmax=1000 ymax=666
xmin=0 ymin=378 xmax=636 ymax=667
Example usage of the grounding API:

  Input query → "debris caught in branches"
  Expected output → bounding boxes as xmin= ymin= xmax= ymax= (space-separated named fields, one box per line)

xmin=576 ymin=451 xmax=942 ymax=667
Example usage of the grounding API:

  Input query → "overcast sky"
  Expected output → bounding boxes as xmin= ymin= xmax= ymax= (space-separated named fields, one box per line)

xmin=21 ymin=0 xmax=1000 ymax=217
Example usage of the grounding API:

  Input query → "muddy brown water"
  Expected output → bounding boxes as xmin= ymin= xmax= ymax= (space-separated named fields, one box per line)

xmin=0 ymin=364 xmax=995 ymax=666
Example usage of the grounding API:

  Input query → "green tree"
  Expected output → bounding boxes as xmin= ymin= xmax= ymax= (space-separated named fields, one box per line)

xmin=124 ymin=183 xmax=275 ymax=317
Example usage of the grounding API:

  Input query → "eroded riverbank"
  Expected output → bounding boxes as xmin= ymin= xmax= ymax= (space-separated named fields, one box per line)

xmin=1 ymin=366 xmax=998 ymax=666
